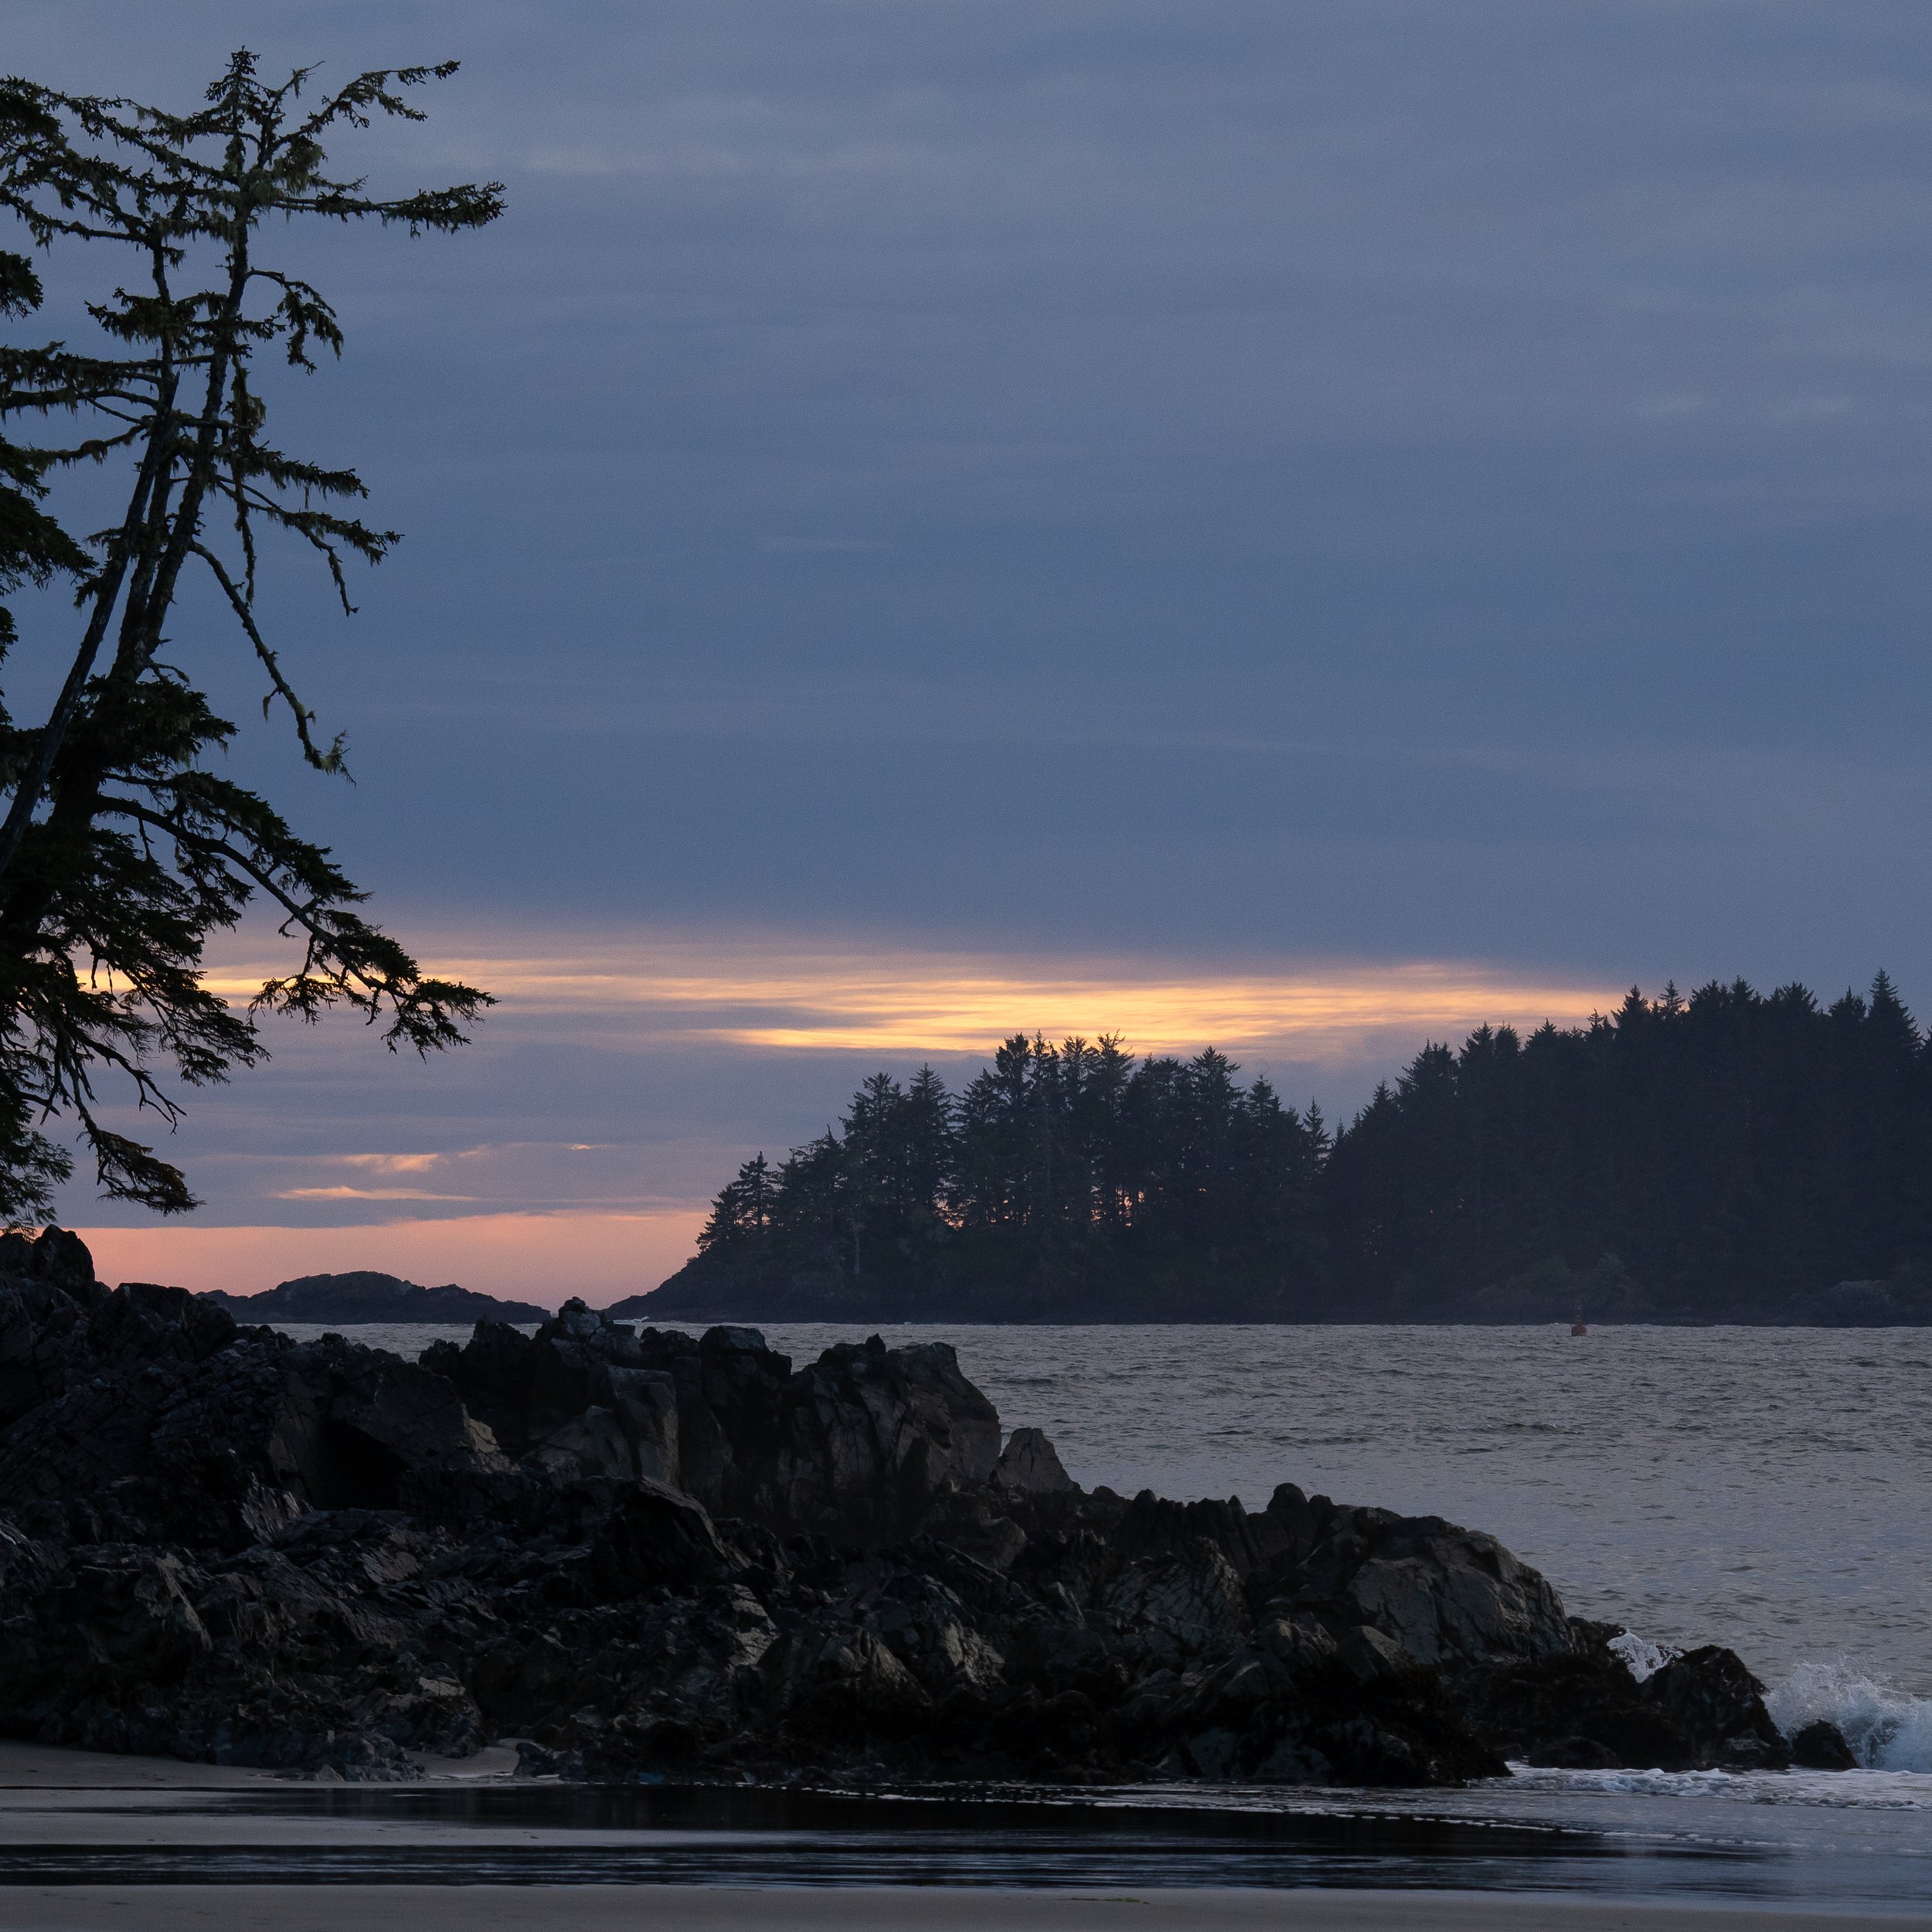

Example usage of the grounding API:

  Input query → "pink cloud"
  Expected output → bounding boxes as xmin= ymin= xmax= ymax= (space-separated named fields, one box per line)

xmin=73 ymin=1210 xmax=707 ymax=1309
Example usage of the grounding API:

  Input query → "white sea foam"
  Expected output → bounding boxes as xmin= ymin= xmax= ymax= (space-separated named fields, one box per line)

xmin=1607 ymin=1631 xmax=1680 ymax=1682
xmin=1767 ymin=1659 xmax=1932 ymax=1774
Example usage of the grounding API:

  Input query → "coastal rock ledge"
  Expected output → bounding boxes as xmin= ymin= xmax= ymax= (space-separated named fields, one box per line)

xmin=0 ymin=1230 xmax=1821 ymax=1785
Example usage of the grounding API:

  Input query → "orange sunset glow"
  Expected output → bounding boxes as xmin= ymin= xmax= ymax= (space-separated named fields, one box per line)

xmin=83 ymin=938 xmax=1633 ymax=1297
xmin=199 ymin=939 xmax=1624 ymax=1064
xmin=74 ymin=1209 xmax=708 ymax=1304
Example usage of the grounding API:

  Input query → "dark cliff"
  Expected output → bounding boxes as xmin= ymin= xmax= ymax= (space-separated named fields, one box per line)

xmin=0 ymin=1226 xmax=1816 ymax=1785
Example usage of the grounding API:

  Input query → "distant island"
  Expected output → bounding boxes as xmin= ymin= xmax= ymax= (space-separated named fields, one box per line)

xmin=633 ymin=975 xmax=1932 ymax=1327
xmin=600 ymin=1291 xmax=665 ymax=1322
xmin=202 ymin=1270 xmax=548 ymax=1325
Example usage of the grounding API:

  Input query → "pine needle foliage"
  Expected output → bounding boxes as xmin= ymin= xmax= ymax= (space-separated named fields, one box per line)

xmin=665 ymin=980 xmax=1932 ymax=1323
xmin=0 ymin=51 xmax=502 ymax=1220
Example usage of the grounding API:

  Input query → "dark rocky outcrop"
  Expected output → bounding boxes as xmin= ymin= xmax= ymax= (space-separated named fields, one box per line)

xmin=1788 ymin=1717 xmax=1859 ymax=1770
xmin=199 ymin=1272 xmax=548 ymax=1326
xmin=0 ymin=1229 xmax=1806 ymax=1785
xmin=1460 ymin=1622 xmax=1793 ymax=1774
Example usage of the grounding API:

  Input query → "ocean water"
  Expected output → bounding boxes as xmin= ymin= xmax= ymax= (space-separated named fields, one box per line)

xmin=277 ymin=1320 xmax=1932 ymax=1782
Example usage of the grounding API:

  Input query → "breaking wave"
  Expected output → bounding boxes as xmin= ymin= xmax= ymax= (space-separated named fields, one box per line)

xmin=1767 ymin=1660 xmax=1932 ymax=1773
xmin=1607 ymin=1631 xmax=1680 ymax=1682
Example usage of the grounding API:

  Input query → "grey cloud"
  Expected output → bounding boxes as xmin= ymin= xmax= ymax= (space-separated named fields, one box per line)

xmin=12 ymin=1 xmax=1932 ymax=1240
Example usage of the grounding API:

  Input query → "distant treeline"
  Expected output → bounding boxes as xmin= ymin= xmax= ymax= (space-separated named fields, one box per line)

xmin=644 ymin=975 xmax=1932 ymax=1325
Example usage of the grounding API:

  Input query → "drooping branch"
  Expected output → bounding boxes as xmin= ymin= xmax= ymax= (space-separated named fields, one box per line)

xmin=0 ymin=50 xmax=503 ymax=1216
xmin=0 ymin=432 xmax=162 ymax=875
xmin=0 ymin=55 xmax=502 ymax=869
xmin=189 ymin=543 xmax=345 ymax=771
xmin=104 ymin=792 xmax=492 ymax=1054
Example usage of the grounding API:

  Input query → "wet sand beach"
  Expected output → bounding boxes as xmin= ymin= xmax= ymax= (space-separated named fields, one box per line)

xmin=0 ymin=1886 xmax=1927 ymax=1932
xmin=1 ymin=1741 xmax=1927 ymax=1930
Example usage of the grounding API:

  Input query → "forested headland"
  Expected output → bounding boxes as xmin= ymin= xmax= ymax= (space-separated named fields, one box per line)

xmin=632 ymin=975 xmax=1932 ymax=1325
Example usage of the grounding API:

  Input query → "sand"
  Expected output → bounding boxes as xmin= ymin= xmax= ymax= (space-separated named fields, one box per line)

xmin=0 ymin=1888 xmax=1926 ymax=1932
xmin=0 ymin=1740 xmax=1923 ymax=1932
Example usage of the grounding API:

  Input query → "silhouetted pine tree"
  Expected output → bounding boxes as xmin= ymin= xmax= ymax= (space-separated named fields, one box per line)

xmin=653 ymin=976 xmax=1932 ymax=1324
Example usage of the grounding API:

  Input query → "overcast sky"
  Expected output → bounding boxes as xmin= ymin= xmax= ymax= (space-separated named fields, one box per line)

xmin=9 ymin=2 xmax=1932 ymax=1297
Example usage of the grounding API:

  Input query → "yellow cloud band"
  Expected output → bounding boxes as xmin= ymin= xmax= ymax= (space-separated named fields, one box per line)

xmin=200 ymin=940 xmax=1619 ymax=1064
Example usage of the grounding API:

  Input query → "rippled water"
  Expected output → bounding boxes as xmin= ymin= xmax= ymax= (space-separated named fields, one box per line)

xmin=767 ymin=1323 xmax=1932 ymax=1702
xmin=282 ymin=1321 xmax=1932 ymax=1734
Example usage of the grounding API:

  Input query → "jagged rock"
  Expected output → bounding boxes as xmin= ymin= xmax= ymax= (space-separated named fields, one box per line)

xmin=1103 ymin=1543 xmax=1250 ymax=1667
xmin=852 ymin=1565 xmax=1008 ymax=1697
xmin=1457 ymin=1624 xmax=1791 ymax=1772
xmin=1789 ymin=1717 xmax=1859 ymax=1770
xmin=1258 ymin=1614 xmax=1338 ymax=1678
xmin=325 ymin=1354 xmax=511 ymax=1497
xmin=1286 ymin=1506 xmax=1573 ymax=1668
xmin=1336 ymin=1623 xmax=1417 ymax=1684
xmin=994 ymin=1426 xmax=1073 ymax=1495
xmin=641 ymin=1325 xmax=791 ymax=1512
xmin=430 ymin=1308 xmax=998 ymax=1547
xmin=917 ymin=1486 xmax=1031 ymax=1570
xmin=1643 ymin=1645 xmax=1791 ymax=1770
xmin=752 ymin=1333 xmax=1002 ymax=1546
xmin=0 ymin=1226 xmax=100 ymax=1304
xmin=764 ymin=1620 xmax=930 ymax=1733
xmin=1111 ymin=1489 xmax=1292 ymax=1581
xmin=0 ymin=1226 xmax=1797 ymax=1790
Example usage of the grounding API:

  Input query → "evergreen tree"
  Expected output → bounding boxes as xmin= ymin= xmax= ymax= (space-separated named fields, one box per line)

xmin=902 ymin=1063 xmax=956 ymax=1217
xmin=697 ymin=1153 xmax=777 ymax=1253
xmin=658 ymin=973 xmax=1932 ymax=1324
xmin=0 ymin=54 xmax=500 ymax=1216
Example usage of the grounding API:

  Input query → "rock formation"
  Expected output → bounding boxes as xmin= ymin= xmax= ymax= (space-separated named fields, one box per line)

xmin=0 ymin=1229 xmax=1838 ymax=1784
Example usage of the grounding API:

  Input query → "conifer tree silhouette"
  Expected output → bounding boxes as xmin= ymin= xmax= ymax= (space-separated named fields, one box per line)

xmin=0 ymin=53 xmax=502 ymax=1216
